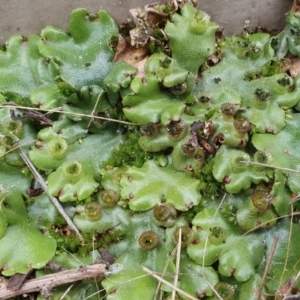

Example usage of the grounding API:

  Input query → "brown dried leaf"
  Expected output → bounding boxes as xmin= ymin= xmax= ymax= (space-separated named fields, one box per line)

xmin=128 ymin=8 xmax=153 ymax=47
xmin=0 ymin=277 xmax=7 ymax=290
xmin=7 ymin=270 xmax=33 ymax=291
xmin=289 ymin=58 xmax=300 ymax=78
xmin=113 ymin=35 xmax=148 ymax=77
xmin=113 ymin=35 xmax=148 ymax=63
xmin=98 ymin=248 xmax=115 ymax=267
xmin=292 ymin=0 xmax=300 ymax=12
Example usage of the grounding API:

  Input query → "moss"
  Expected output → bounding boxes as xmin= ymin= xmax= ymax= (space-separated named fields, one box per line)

xmin=1 ymin=2 xmax=300 ymax=299
xmin=103 ymin=132 xmax=153 ymax=168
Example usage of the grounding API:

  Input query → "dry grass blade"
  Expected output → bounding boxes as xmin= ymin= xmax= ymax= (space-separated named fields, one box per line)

xmin=202 ymin=193 xmax=227 ymax=267
xmin=238 ymin=161 xmax=300 ymax=174
xmin=255 ymin=235 xmax=279 ymax=300
xmin=282 ymin=271 xmax=300 ymax=300
xmin=200 ymin=273 xmax=222 ymax=300
xmin=0 ymin=264 xmax=107 ymax=300
xmin=154 ymin=246 xmax=177 ymax=299
xmin=197 ymin=193 xmax=227 ymax=300
xmin=290 ymin=194 xmax=300 ymax=203
xmin=86 ymin=91 xmax=103 ymax=131
xmin=0 ymin=140 xmax=37 ymax=158
xmin=59 ymin=283 xmax=75 ymax=300
xmin=20 ymin=149 xmax=84 ymax=241
xmin=142 ymin=266 xmax=198 ymax=300
xmin=1 ymin=104 xmax=137 ymax=126
xmin=276 ymin=209 xmax=296 ymax=300
xmin=172 ymin=227 xmax=182 ymax=300
xmin=218 ymin=212 xmax=300 ymax=261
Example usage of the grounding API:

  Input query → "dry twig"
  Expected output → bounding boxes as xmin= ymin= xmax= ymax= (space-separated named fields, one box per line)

xmin=172 ymin=227 xmax=182 ymax=300
xmin=20 ymin=149 xmax=84 ymax=241
xmin=0 ymin=264 xmax=107 ymax=300
xmin=282 ymin=271 xmax=300 ymax=299
xmin=255 ymin=235 xmax=279 ymax=300
xmin=238 ymin=160 xmax=300 ymax=174
xmin=142 ymin=266 xmax=198 ymax=300
xmin=86 ymin=90 xmax=103 ymax=131
xmin=154 ymin=245 xmax=177 ymax=299
xmin=1 ymin=104 xmax=136 ymax=125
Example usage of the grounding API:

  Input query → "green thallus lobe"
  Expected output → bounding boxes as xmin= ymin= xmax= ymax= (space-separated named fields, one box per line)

xmin=0 ymin=2 xmax=300 ymax=299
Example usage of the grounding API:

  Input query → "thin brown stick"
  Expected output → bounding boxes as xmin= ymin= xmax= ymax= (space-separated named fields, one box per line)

xmin=0 ymin=139 xmax=37 ymax=158
xmin=86 ymin=91 xmax=103 ymax=131
xmin=20 ymin=149 xmax=84 ymax=241
xmin=142 ymin=266 xmax=198 ymax=300
xmin=277 ymin=210 xmax=295 ymax=300
xmin=1 ymin=104 xmax=137 ymax=126
xmin=0 ymin=264 xmax=107 ymax=300
xmin=203 ymin=276 xmax=223 ymax=300
xmin=154 ymin=245 xmax=177 ymax=299
xmin=282 ymin=271 xmax=300 ymax=299
xmin=59 ymin=283 xmax=75 ymax=300
xmin=172 ymin=227 xmax=182 ymax=300
xmin=238 ymin=161 xmax=300 ymax=174
xmin=255 ymin=235 xmax=279 ymax=300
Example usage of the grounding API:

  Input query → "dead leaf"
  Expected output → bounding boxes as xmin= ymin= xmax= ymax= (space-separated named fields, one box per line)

xmin=113 ymin=35 xmax=148 ymax=63
xmin=113 ymin=35 xmax=148 ymax=77
xmin=98 ymin=248 xmax=115 ymax=267
xmin=288 ymin=57 xmax=300 ymax=77
xmin=292 ymin=0 xmax=300 ymax=12
xmin=7 ymin=270 xmax=33 ymax=291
